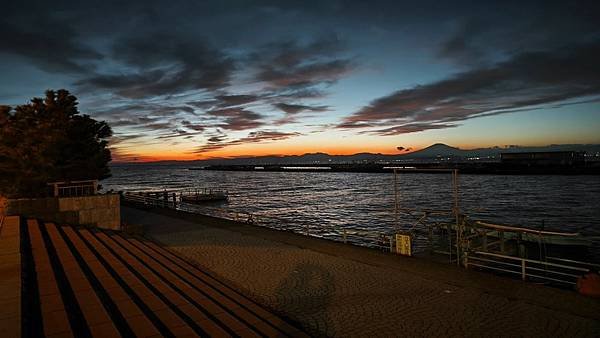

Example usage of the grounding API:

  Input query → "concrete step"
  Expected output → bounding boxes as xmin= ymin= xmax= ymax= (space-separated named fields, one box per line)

xmin=5 ymin=218 xmax=308 ymax=337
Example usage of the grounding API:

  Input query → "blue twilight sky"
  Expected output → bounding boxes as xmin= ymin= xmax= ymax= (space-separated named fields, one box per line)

xmin=1 ymin=0 xmax=599 ymax=161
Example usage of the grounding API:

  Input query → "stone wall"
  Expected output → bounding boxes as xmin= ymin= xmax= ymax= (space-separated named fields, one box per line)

xmin=0 ymin=194 xmax=120 ymax=230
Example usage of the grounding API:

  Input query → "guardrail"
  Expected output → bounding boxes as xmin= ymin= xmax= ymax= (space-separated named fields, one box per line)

xmin=465 ymin=250 xmax=592 ymax=286
xmin=48 ymin=180 xmax=98 ymax=197
xmin=122 ymin=192 xmax=396 ymax=251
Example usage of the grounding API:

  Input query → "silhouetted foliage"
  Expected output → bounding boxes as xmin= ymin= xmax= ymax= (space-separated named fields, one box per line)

xmin=0 ymin=90 xmax=112 ymax=198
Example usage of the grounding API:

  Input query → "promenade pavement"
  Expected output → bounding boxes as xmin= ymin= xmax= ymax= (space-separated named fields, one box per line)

xmin=122 ymin=206 xmax=600 ymax=337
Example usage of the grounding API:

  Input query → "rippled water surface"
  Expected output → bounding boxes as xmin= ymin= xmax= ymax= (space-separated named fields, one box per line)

xmin=102 ymin=164 xmax=600 ymax=239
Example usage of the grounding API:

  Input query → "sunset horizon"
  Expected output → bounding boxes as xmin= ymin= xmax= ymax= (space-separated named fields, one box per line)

xmin=109 ymin=140 xmax=600 ymax=163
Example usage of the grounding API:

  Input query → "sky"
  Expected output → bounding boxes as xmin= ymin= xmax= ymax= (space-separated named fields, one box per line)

xmin=1 ymin=0 xmax=599 ymax=162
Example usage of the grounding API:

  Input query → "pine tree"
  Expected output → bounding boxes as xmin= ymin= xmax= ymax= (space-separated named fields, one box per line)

xmin=0 ymin=90 xmax=112 ymax=197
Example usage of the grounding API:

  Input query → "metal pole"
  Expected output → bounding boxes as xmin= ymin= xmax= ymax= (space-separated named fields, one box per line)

xmin=453 ymin=169 xmax=460 ymax=266
xmin=393 ymin=169 xmax=399 ymax=230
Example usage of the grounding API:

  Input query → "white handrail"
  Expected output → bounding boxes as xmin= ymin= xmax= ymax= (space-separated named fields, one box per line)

xmin=475 ymin=221 xmax=580 ymax=237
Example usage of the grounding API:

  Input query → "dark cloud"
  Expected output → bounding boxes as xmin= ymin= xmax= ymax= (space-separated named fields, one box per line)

xmin=340 ymin=42 xmax=600 ymax=135
xmin=187 ymin=94 xmax=262 ymax=111
xmin=273 ymin=103 xmax=328 ymax=115
xmin=207 ymin=108 xmax=264 ymax=131
xmin=108 ymin=134 xmax=145 ymax=146
xmin=273 ymin=88 xmax=329 ymax=100
xmin=195 ymin=130 xmax=301 ymax=153
xmin=272 ymin=102 xmax=329 ymax=125
xmin=437 ymin=19 xmax=489 ymax=66
xmin=187 ymin=99 xmax=219 ymax=110
xmin=0 ymin=16 xmax=102 ymax=74
xmin=107 ymin=116 xmax=161 ymax=128
xmin=157 ymin=129 xmax=204 ymax=139
xmin=253 ymin=37 xmax=355 ymax=96
xmin=97 ymin=103 xmax=195 ymax=120
xmin=215 ymin=94 xmax=261 ymax=107
xmin=258 ymin=59 xmax=353 ymax=89
xmin=77 ymin=33 xmax=234 ymax=98
xmin=363 ymin=123 xmax=458 ymax=136
xmin=436 ymin=2 xmax=600 ymax=68
xmin=98 ymin=103 xmax=200 ymax=134
xmin=207 ymin=136 xmax=226 ymax=143
xmin=181 ymin=120 xmax=205 ymax=131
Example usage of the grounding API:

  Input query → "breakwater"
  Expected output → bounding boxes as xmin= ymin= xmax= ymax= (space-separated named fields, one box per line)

xmin=199 ymin=162 xmax=600 ymax=175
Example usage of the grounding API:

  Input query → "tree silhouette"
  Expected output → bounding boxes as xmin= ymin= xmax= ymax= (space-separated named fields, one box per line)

xmin=0 ymin=90 xmax=112 ymax=198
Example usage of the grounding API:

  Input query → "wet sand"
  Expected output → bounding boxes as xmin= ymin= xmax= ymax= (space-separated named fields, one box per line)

xmin=122 ymin=205 xmax=600 ymax=337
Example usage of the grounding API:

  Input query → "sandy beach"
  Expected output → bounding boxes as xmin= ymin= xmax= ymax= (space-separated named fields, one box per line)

xmin=123 ymin=205 xmax=600 ymax=337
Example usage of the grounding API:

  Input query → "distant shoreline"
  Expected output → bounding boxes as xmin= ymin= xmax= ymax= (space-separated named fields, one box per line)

xmin=196 ymin=163 xmax=600 ymax=175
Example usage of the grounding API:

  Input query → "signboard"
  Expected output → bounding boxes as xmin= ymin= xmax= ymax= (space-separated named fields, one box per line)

xmin=396 ymin=234 xmax=412 ymax=256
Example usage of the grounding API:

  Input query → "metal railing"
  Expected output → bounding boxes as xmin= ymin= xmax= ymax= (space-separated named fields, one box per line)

xmin=122 ymin=192 xmax=396 ymax=251
xmin=465 ymin=250 xmax=592 ymax=286
xmin=48 ymin=180 xmax=98 ymax=197
xmin=180 ymin=188 xmax=228 ymax=196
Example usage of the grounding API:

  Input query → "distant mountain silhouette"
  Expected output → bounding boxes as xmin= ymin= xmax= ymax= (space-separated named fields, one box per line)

xmin=113 ymin=143 xmax=600 ymax=165
xmin=399 ymin=143 xmax=465 ymax=158
xmin=400 ymin=143 xmax=600 ymax=159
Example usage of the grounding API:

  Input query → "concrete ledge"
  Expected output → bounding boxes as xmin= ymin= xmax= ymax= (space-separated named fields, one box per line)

xmin=1 ymin=195 xmax=120 ymax=230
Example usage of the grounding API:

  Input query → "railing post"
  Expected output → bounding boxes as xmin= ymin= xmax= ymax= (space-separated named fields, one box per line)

xmin=521 ymin=260 xmax=526 ymax=281
xmin=343 ymin=229 xmax=347 ymax=244
xmin=305 ymin=223 xmax=309 ymax=236
xmin=482 ymin=233 xmax=488 ymax=251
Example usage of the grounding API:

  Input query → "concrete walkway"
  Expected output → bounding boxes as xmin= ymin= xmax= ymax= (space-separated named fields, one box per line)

xmin=123 ymin=206 xmax=600 ymax=337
